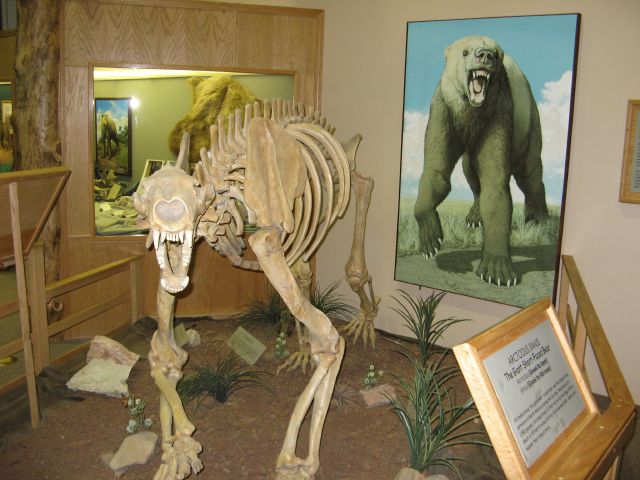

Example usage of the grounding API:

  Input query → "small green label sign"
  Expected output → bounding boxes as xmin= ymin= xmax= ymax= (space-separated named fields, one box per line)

xmin=228 ymin=326 xmax=266 ymax=365
xmin=173 ymin=322 xmax=188 ymax=347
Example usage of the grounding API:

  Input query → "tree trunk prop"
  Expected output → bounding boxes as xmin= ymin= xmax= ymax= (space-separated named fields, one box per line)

xmin=13 ymin=0 xmax=63 ymax=283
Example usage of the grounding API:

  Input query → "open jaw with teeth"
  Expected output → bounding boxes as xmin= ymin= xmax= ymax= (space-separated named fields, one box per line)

xmin=468 ymin=69 xmax=491 ymax=106
xmin=133 ymin=167 xmax=213 ymax=295
xmin=151 ymin=217 xmax=194 ymax=294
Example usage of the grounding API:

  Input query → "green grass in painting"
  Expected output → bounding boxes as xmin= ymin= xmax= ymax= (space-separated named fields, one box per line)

xmin=396 ymin=198 xmax=560 ymax=257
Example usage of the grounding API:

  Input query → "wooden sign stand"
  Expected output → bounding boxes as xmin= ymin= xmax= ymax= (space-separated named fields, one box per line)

xmin=0 ymin=167 xmax=71 ymax=428
xmin=454 ymin=296 xmax=635 ymax=479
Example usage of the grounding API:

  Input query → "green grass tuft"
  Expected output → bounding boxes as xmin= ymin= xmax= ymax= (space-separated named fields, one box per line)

xmin=177 ymin=353 xmax=271 ymax=406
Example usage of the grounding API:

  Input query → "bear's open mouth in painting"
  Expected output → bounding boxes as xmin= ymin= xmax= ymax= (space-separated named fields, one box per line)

xmin=468 ymin=68 xmax=491 ymax=106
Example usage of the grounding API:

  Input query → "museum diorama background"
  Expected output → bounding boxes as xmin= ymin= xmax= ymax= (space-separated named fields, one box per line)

xmin=222 ymin=0 xmax=640 ymax=406
xmin=0 ymin=0 xmax=638 ymax=408
xmin=94 ymin=73 xmax=293 ymax=184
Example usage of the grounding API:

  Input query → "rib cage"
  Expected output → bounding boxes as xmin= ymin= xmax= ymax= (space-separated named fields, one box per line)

xmin=193 ymin=98 xmax=351 ymax=270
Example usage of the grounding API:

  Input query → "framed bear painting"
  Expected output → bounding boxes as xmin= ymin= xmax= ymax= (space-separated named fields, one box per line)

xmin=94 ymin=97 xmax=132 ymax=176
xmin=394 ymin=14 xmax=581 ymax=307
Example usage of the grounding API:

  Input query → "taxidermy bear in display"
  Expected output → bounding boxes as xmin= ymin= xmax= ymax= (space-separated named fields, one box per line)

xmin=414 ymin=35 xmax=548 ymax=287
xmin=168 ymin=75 xmax=257 ymax=165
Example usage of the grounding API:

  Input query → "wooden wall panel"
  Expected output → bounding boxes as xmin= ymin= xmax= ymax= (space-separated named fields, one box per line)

xmin=235 ymin=12 xmax=322 ymax=105
xmin=184 ymin=9 xmax=236 ymax=67
xmin=61 ymin=66 xmax=91 ymax=237
xmin=59 ymin=0 xmax=324 ymax=335
xmin=65 ymin=2 xmax=238 ymax=67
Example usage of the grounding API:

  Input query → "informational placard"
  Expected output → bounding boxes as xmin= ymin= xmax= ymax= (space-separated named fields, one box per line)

xmin=483 ymin=319 xmax=585 ymax=466
xmin=453 ymin=299 xmax=597 ymax=479
xmin=228 ymin=326 xmax=266 ymax=365
xmin=173 ymin=322 xmax=188 ymax=348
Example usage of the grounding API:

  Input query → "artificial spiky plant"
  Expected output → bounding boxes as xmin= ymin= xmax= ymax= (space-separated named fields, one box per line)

xmin=235 ymin=284 xmax=291 ymax=334
xmin=236 ymin=280 xmax=356 ymax=334
xmin=391 ymin=290 xmax=469 ymax=366
xmin=177 ymin=353 xmax=270 ymax=407
xmin=310 ymin=280 xmax=358 ymax=324
xmin=389 ymin=354 xmax=488 ymax=477
xmin=389 ymin=290 xmax=488 ymax=477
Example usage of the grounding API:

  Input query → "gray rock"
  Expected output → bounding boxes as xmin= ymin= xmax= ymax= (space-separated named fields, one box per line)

xmin=394 ymin=469 xmax=450 ymax=480
xmin=87 ymin=335 xmax=139 ymax=367
xmin=185 ymin=328 xmax=201 ymax=347
xmin=108 ymin=431 xmax=158 ymax=473
xmin=66 ymin=358 xmax=133 ymax=397
xmin=359 ymin=383 xmax=397 ymax=408
xmin=394 ymin=467 xmax=426 ymax=480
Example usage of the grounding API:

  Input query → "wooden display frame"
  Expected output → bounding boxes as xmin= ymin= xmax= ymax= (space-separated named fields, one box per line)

xmin=454 ymin=299 xmax=599 ymax=479
xmin=619 ymin=100 xmax=640 ymax=203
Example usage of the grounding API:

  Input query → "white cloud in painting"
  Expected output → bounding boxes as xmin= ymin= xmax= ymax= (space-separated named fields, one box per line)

xmin=538 ymin=70 xmax=572 ymax=184
xmin=400 ymin=110 xmax=428 ymax=198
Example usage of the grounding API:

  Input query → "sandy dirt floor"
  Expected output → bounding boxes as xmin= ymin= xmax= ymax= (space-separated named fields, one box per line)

xmin=0 ymin=317 xmax=503 ymax=480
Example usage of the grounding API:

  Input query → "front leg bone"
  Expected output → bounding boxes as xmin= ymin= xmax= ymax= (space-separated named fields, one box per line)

xmin=150 ymin=285 xmax=202 ymax=480
xmin=342 ymin=170 xmax=380 ymax=347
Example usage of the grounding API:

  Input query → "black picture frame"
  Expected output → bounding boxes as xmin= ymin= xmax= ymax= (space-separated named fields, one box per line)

xmin=95 ymin=97 xmax=132 ymax=176
xmin=394 ymin=14 xmax=581 ymax=307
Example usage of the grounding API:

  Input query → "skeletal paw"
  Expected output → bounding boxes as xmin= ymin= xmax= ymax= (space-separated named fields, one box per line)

xmin=153 ymin=436 xmax=203 ymax=480
xmin=476 ymin=255 xmax=518 ymax=287
xmin=277 ymin=347 xmax=312 ymax=375
xmin=341 ymin=312 xmax=376 ymax=348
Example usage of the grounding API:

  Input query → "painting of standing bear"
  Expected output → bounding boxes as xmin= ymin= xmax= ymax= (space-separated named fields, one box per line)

xmin=395 ymin=15 xmax=580 ymax=307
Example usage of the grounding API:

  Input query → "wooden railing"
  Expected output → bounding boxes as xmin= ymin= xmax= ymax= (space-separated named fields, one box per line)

xmin=0 ymin=244 xmax=144 ymax=392
xmin=554 ymin=255 xmax=636 ymax=479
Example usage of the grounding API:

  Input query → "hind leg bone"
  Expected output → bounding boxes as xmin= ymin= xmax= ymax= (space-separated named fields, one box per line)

xmin=249 ymin=227 xmax=343 ymax=479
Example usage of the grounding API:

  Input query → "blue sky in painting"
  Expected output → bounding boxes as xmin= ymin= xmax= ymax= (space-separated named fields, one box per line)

xmin=400 ymin=14 xmax=580 ymax=205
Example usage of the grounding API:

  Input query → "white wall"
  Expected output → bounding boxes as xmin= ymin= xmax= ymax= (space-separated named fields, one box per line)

xmin=226 ymin=0 xmax=640 ymax=402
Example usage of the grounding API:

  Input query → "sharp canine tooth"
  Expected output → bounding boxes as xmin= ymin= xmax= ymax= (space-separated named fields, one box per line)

xmin=153 ymin=230 xmax=160 ymax=250
xmin=179 ymin=231 xmax=185 ymax=243
xmin=160 ymin=231 xmax=166 ymax=243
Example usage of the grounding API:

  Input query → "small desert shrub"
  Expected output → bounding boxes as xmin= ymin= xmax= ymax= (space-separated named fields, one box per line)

xmin=124 ymin=394 xmax=153 ymax=434
xmin=177 ymin=354 xmax=270 ymax=406
xmin=389 ymin=355 xmax=488 ymax=476
xmin=391 ymin=290 xmax=469 ymax=367
xmin=274 ymin=332 xmax=290 ymax=360
xmin=362 ymin=363 xmax=384 ymax=389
